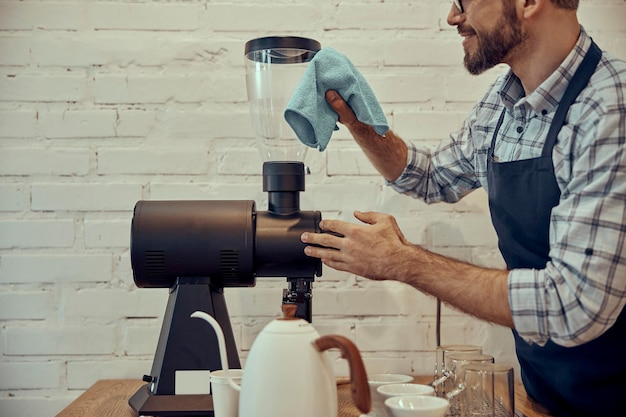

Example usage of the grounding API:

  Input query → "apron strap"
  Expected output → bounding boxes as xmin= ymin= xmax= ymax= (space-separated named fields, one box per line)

xmin=542 ymin=41 xmax=602 ymax=156
xmin=489 ymin=109 xmax=507 ymax=156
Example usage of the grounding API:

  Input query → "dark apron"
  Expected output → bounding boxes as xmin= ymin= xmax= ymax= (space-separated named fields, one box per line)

xmin=487 ymin=41 xmax=626 ymax=417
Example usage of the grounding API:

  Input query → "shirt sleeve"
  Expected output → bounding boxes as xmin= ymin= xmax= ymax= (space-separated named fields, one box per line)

xmin=509 ymin=85 xmax=626 ymax=347
xmin=388 ymin=129 xmax=483 ymax=203
xmin=388 ymin=76 xmax=507 ymax=201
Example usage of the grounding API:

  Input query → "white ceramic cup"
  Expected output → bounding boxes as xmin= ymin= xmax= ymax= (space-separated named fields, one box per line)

xmin=366 ymin=374 xmax=414 ymax=417
xmin=377 ymin=383 xmax=435 ymax=405
xmin=210 ymin=369 xmax=243 ymax=417
xmin=384 ymin=395 xmax=449 ymax=417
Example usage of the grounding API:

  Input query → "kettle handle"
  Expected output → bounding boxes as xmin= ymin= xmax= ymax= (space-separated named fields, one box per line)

xmin=314 ymin=335 xmax=371 ymax=414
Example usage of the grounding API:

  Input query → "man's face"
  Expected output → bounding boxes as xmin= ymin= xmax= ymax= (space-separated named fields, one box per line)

xmin=461 ymin=1 xmax=527 ymax=75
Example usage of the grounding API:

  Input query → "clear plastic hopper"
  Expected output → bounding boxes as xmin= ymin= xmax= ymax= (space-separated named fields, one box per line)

xmin=245 ymin=36 xmax=321 ymax=162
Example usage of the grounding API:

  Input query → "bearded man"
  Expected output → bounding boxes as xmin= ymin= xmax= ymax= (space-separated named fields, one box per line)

xmin=301 ymin=1 xmax=626 ymax=416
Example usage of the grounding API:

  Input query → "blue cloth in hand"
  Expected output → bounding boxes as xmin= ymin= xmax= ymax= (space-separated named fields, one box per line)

xmin=284 ymin=47 xmax=389 ymax=152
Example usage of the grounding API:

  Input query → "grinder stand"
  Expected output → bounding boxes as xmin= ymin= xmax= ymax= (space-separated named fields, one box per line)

xmin=129 ymin=277 xmax=240 ymax=417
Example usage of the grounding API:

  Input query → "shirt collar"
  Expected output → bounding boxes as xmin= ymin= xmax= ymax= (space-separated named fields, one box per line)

xmin=498 ymin=26 xmax=592 ymax=115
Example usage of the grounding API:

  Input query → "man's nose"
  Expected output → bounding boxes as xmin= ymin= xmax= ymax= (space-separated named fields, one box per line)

xmin=447 ymin=5 xmax=464 ymax=26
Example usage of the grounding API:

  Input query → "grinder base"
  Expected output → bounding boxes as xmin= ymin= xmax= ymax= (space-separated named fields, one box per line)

xmin=129 ymin=384 xmax=214 ymax=416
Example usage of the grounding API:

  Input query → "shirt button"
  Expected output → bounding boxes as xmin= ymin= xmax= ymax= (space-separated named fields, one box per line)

xmin=516 ymin=126 xmax=524 ymax=134
xmin=541 ymin=109 xmax=548 ymax=115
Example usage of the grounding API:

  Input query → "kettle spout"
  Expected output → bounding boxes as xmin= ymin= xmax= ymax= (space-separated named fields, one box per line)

xmin=190 ymin=311 xmax=242 ymax=392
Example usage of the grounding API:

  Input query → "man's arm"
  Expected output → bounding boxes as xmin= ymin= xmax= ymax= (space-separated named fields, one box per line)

xmin=320 ymin=91 xmax=513 ymax=328
xmin=302 ymin=210 xmax=514 ymax=328
xmin=326 ymin=90 xmax=408 ymax=183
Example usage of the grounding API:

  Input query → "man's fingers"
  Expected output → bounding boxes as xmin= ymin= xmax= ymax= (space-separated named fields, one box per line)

xmin=354 ymin=210 xmax=390 ymax=225
xmin=318 ymin=218 xmax=350 ymax=236
xmin=320 ymin=258 xmax=349 ymax=273
xmin=301 ymin=228 xmax=342 ymax=249
xmin=353 ymin=210 xmax=377 ymax=225
xmin=325 ymin=90 xmax=357 ymax=125
xmin=303 ymin=244 xmax=342 ymax=261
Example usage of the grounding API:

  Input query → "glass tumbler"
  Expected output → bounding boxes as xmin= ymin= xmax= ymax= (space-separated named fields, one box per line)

xmin=443 ymin=353 xmax=494 ymax=416
xmin=457 ymin=363 xmax=515 ymax=417
xmin=434 ymin=345 xmax=483 ymax=396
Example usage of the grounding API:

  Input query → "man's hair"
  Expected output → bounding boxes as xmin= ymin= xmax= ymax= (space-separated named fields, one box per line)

xmin=551 ymin=0 xmax=578 ymax=10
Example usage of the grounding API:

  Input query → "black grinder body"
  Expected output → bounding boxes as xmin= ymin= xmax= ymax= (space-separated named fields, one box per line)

xmin=131 ymin=199 xmax=322 ymax=288
xmin=131 ymin=161 xmax=322 ymax=289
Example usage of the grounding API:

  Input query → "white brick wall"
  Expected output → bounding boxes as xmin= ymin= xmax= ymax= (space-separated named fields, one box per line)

xmin=1 ymin=1 xmax=625 ymax=416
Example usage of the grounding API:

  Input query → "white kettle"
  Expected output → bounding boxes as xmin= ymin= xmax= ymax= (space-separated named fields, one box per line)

xmin=191 ymin=304 xmax=370 ymax=417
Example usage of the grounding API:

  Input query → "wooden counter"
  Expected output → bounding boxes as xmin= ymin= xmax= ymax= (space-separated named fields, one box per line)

xmin=56 ymin=377 xmax=552 ymax=417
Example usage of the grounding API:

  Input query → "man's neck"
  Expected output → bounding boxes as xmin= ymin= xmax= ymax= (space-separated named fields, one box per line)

xmin=508 ymin=14 xmax=580 ymax=94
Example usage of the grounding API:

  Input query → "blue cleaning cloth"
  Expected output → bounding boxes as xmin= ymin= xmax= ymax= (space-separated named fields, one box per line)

xmin=284 ymin=47 xmax=389 ymax=152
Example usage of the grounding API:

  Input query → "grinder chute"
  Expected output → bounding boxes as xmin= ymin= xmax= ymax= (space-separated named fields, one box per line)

xmin=129 ymin=36 xmax=322 ymax=416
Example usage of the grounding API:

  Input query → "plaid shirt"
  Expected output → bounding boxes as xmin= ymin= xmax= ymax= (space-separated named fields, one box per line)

xmin=390 ymin=28 xmax=626 ymax=347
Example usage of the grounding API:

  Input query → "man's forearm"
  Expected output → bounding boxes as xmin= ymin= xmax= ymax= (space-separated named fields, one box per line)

xmin=324 ymin=90 xmax=408 ymax=183
xmin=347 ymin=123 xmax=408 ymax=183
xmin=402 ymin=244 xmax=514 ymax=328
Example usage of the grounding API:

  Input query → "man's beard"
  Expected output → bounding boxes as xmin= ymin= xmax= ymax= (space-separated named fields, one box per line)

xmin=463 ymin=5 xmax=526 ymax=75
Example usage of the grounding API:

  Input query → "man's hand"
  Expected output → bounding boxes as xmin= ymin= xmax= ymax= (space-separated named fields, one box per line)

xmin=301 ymin=211 xmax=411 ymax=281
xmin=325 ymin=90 xmax=359 ymax=127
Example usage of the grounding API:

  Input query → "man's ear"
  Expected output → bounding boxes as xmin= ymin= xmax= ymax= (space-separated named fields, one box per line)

xmin=518 ymin=0 xmax=546 ymax=19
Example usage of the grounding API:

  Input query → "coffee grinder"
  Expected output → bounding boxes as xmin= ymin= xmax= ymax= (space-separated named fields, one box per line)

xmin=129 ymin=36 xmax=322 ymax=416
